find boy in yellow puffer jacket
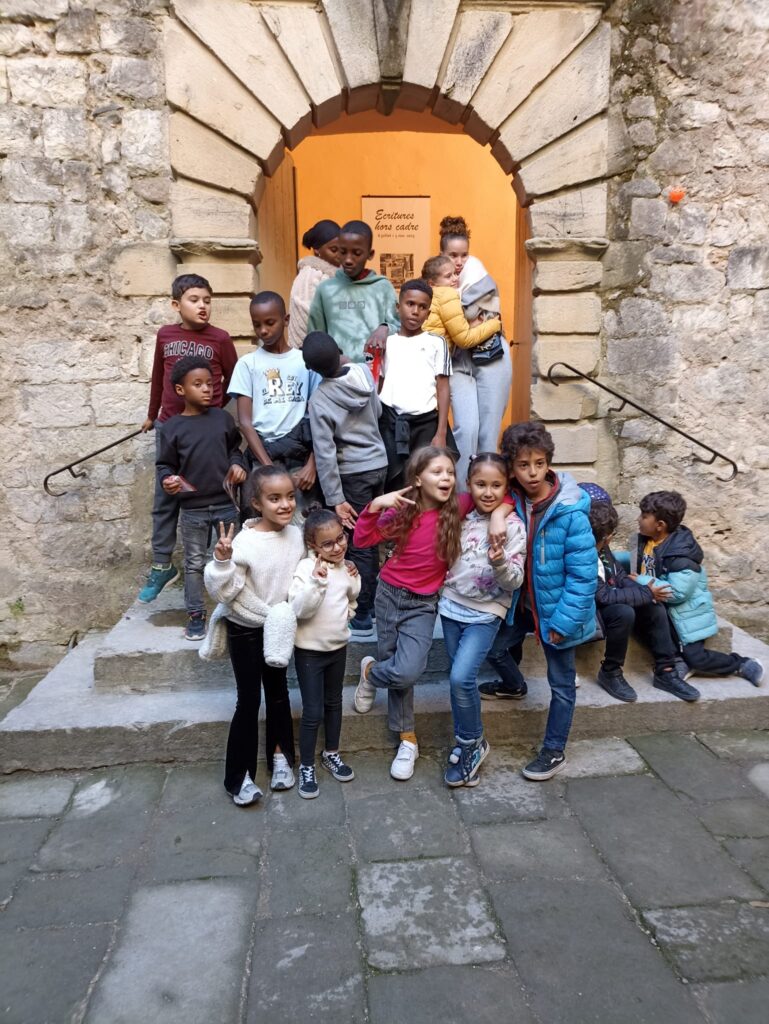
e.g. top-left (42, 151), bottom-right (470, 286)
top-left (421, 254), bottom-right (501, 352)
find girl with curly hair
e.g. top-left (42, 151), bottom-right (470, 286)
top-left (351, 446), bottom-right (462, 781)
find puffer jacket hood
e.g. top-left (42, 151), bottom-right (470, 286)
top-left (317, 363), bottom-right (375, 413)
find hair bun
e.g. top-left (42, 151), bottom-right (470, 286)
top-left (439, 215), bottom-right (470, 239)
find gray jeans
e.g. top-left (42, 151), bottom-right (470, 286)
top-left (151, 420), bottom-right (181, 563)
top-left (450, 342), bottom-right (513, 491)
top-left (369, 580), bottom-right (438, 733)
top-left (179, 503), bottom-right (239, 614)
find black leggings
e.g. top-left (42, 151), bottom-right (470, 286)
top-left (295, 646), bottom-right (347, 766)
top-left (224, 620), bottom-right (295, 794)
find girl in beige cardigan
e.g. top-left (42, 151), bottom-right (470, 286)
top-left (288, 219), bottom-right (340, 348)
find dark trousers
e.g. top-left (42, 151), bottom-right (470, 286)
top-left (151, 420), bottom-right (180, 563)
top-left (680, 639), bottom-right (744, 676)
top-left (379, 405), bottom-right (458, 488)
top-left (601, 602), bottom-right (677, 672)
top-left (224, 620), bottom-right (295, 793)
top-left (246, 426), bottom-right (323, 511)
top-left (179, 503), bottom-right (238, 615)
top-left (295, 646), bottom-right (347, 765)
top-left (338, 466), bottom-right (387, 616)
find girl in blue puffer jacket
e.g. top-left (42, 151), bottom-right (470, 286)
top-left (482, 422), bottom-right (597, 781)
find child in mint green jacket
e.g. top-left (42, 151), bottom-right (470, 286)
top-left (306, 220), bottom-right (399, 363)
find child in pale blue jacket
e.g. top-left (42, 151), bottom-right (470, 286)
top-left (635, 490), bottom-right (763, 686)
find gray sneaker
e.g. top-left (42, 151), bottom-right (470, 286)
top-left (232, 772), bottom-right (263, 807)
top-left (270, 753), bottom-right (295, 791)
top-left (739, 658), bottom-right (765, 687)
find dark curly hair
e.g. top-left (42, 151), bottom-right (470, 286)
top-left (500, 421), bottom-right (555, 466)
top-left (588, 501), bottom-right (619, 544)
top-left (639, 490), bottom-right (687, 532)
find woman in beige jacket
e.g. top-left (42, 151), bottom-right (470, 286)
top-left (288, 219), bottom-right (340, 348)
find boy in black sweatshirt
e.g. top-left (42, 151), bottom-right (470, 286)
top-left (156, 355), bottom-right (246, 640)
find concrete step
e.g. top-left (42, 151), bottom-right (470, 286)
top-left (91, 590), bottom-right (734, 694)
top-left (1, 598), bottom-right (766, 772)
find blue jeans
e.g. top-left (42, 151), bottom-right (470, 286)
top-left (487, 606), bottom-right (577, 752)
top-left (179, 503), bottom-right (239, 614)
top-left (441, 614), bottom-right (501, 742)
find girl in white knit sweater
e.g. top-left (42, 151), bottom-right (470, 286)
top-left (204, 464), bottom-right (304, 806)
top-left (289, 509), bottom-right (361, 799)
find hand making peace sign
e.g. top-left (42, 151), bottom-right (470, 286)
top-left (214, 521), bottom-right (236, 561)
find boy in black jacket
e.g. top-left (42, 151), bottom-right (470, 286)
top-left (589, 500), bottom-right (700, 702)
top-left (157, 355), bottom-right (246, 640)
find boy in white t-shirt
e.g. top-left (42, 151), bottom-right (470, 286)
top-left (379, 279), bottom-right (457, 487)
top-left (228, 291), bottom-right (321, 496)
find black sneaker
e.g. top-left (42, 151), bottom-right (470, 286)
top-left (653, 667), bottom-right (700, 702)
top-left (349, 613), bottom-right (374, 639)
top-left (298, 764), bottom-right (319, 799)
top-left (522, 748), bottom-right (565, 781)
top-left (596, 666), bottom-right (637, 703)
top-left (321, 750), bottom-right (355, 781)
top-left (674, 657), bottom-right (694, 681)
top-left (478, 680), bottom-right (528, 701)
top-left (184, 611), bottom-right (206, 641)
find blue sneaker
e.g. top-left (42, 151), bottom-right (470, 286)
top-left (444, 738), bottom-right (490, 788)
top-left (739, 658), bottom-right (765, 687)
top-left (184, 612), bottom-right (206, 641)
top-left (138, 564), bottom-right (179, 603)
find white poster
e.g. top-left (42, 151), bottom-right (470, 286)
top-left (361, 196), bottom-right (432, 289)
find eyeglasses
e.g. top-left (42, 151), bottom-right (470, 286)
top-left (317, 534), bottom-right (347, 552)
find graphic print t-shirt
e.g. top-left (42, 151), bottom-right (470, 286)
top-left (148, 323), bottom-right (237, 422)
top-left (641, 538), bottom-right (663, 578)
top-left (227, 347), bottom-right (320, 443)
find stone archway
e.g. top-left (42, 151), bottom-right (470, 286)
top-left (162, 0), bottom-right (612, 470)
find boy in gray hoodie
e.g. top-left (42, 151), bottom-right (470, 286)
top-left (302, 331), bottom-right (388, 638)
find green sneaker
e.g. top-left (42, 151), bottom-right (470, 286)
top-left (138, 564), bottom-right (179, 603)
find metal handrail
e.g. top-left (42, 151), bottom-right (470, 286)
top-left (43, 429), bottom-right (144, 496)
top-left (546, 362), bottom-right (738, 482)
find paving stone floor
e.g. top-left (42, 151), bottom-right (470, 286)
top-left (1, 731), bottom-right (769, 1023)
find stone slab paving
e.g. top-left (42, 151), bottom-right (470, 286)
top-left (1, 733), bottom-right (769, 1022)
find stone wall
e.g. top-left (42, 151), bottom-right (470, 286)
top-left (602, 0), bottom-right (769, 635)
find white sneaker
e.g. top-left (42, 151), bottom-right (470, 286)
top-left (232, 772), bottom-right (263, 807)
top-left (390, 740), bottom-right (419, 781)
top-left (354, 656), bottom-right (377, 713)
top-left (575, 673), bottom-right (581, 689)
top-left (270, 753), bottom-right (295, 791)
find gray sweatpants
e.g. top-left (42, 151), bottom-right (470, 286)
top-left (369, 580), bottom-right (438, 733)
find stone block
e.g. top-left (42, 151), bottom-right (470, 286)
top-left (2, 156), bottom-right (61, 202)
top-left (2, 0), bottom-right (67, 19)
top-left (0, 775), bottom-right (74, 818)
top-left (533, 335), bottom-right (601, 377)
top-left (349, 788), bottom-right (467, 862)
top-left (87, 881), bottom-right (254, 1023)
top-left (106, 56), bottom-right (159, 101)
top-left (534, 260), bottom-right (602, 291)
top-left (601, 241), bottom-right (647, 289)
top-left (613, 296), bottom-right (668, 337)
top-left (91, 382), bottom-right (148, 426)
top-left (672, 98), bottom-right (721, 128)
top-left (533, 292), bottom-right (601, 334)
top-left (176, 261), bottom-right (256, 295)
top-left (518, 116), bottom-right (608, 199)
top-left (41, 108), bottom-right (88, 159)
top-left (468, 7), bottom-right (599, 144)
top-left (169, 112), bottom-right (261, 199)
top-left (321, 0), bottom-right (380, 91)
top-left (7, 57), bottom-right (87, 107)
top-left (2, 865), bottom-right (134, 928)
top-left (211, 296), bottom-right (258, 339)
top-left (628, 119), bottom-right (656, 147)
top-left (55, 11), bottom-right (99, 54)
top-left (697, 980), bottom-right (769, 1024)
top-left (401, 0), bottom-right (460, 93)
top-left (727, 246), bottom-right (769, 289)
top-left (170, 179), bottom-right (253, 239)
top-left (474, 818), bottom-right (605, 881)
top-left (259, 828), bottom-right (352, 918)
top-left (649, 264), bottom-right (725, 302)
top-left (697, 799), bottom-right (769, 838)
top-left (530, 379), bottom-right (597, 421)
top-left (19, 383), bottom-right (91, 427)
top-left (52, 204), bottom-right (92, 250)
top-left (121, 109), bottom-right (167, 174)
top-left (626, 95), bottom-right (657, 119)
top-left (433, 10), bottom-right (512, 124)
top-left (629, 197), bottom-right (667, 239)
top-left (607, 336), bottom-right (678, 377)
top-left (630, 734), bottom-right (753, 803)
top-left (110, 243), bottom-right (178, 297)
top-left (547, 424), bottom-right (598, 463)
top-left (497, 23), bottom-right (610, 166)
top-left (0, 104), bottom-right (38, 155)
top-left (0, 58), bottom-right (6, 103)
top-left (164, 18), bottom-right (282, 171)
top-left (100, 17), bottom-right (156, 55)
top-left (174, 0), bottom-right (311, 146)
top-left (0, 25), bottom-right (49, 57)
top-left (648, 136), bottom-right (696, 174)
top-left (528, 183), bottom-right (608, 238)
top-left (260, 4), bottom-right (342, 126)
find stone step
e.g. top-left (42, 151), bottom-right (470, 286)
top-left (1, 613), bottom-right (766, 773)
top-left (91, 591), bottom-right (734, 694)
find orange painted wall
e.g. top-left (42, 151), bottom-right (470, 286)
top-left (290, 110), bottom-right (519, 336)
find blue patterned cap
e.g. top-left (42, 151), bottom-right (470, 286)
top-left (579, 482), bottom-right (612, 504)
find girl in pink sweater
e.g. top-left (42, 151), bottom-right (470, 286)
top-left (352, 446), bottom-right (463, 781)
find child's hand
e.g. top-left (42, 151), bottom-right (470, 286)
top-left (225, 465), bottom-right (247, 486)
top-left (366, 325), bottom-right (389, 351)
top-left (488, 538), bottom-right (505, 564)
top-left (430, 431), bottom-right (447, 448)
top-left (335, 502), bottom-right (358, 530)
top-left (312, 555), bottom-right (328, 579)
top-left (371, 487), bottom-right (417, 512)
top-left (488, 505), bottom-right (508, 548)
top-left (141, 417), bottom-right (154, 433)
top-left (345, 560), bottom-right (359, 578)
top-left (548, 629), bottom-right (565, 645)
top-left (293, 459), bottom-right (316, 492)
top-left (162, 475), bottom-right (181, 495)
top-left (649, 580), bottom-right (671, 601)
top-left (214, 521), bottom-right (235, 560)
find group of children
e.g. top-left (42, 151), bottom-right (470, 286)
top-left (139, 222), bottom-right (763, 806)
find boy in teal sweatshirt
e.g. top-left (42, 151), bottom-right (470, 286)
top-left (306, 220), bottom-right (400, 363)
